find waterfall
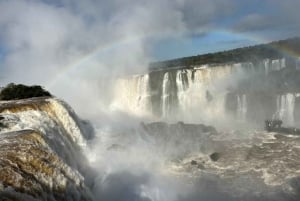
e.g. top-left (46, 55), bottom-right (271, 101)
top-left (237, 94), bottom-right (247, 121)
top-left (172, 65), bottom-right (233, 123)
top-left (111, 74), bottom-right (151, 117)
top-left (264, 58), bottom-right (286, 75)
top-left (137, 74), bottom-right (151, 112)
top-left (111, 57), bottom-right (298, 125)
top-left (0, 97), bottom-right (93, 200)
top-left (176, 70), bottom-right (189, 113)
top-left (275, 94), bottom-right (295, 126)
top-left (162, 72), bottom-right (171, 118)
top-left (0, 98), bottom-right (87, 148)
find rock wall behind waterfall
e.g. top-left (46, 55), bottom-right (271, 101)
top-left (0, 97), bottom-right (93, 201)
top-left (112, 57), bottom-right (300, 126)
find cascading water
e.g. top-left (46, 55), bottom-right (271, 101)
top-left (111, 57), bottom-right (300, 127)
top-left (264, 58), bottom-right (286, 75)
top-left (275, 94), bottom-right (295, 126)
top-left (111, 74), bottom-right (151, 117)
top-left (162, 72), bottom-right (171, 118)
top-left (176, 70), bottom-right (189, 114)
top-left (136, 74), bottom-right (152, 113)
top-left (114, 63), bottom-right (236, 123)
top-left (237, 94), bottom-right (247, 121)
top-left (0, 97), bottom-right (93, 201)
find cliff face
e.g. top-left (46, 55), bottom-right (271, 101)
top-left (0, 97), bottom-right (93, 201)
top-left (112, 58), bottom-right (300, 126)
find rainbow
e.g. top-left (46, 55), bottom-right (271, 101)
top-left (47, 35), bottom-right (146, 88)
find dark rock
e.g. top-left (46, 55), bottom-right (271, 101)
top-left (0, 122), bottom-right (4, 129)
top-left (191, 160), bottom-right (197, 165)
top-left (107, 144), bottom-right (126, 151)
top-left (210, 152), bottom-right (221, 162)
top-left (0, 116), bottom-right (5, 129)
top-left (206, 90), bottom-right (213, 102)
top-left (225, 92), bottom-right (238, 115)
top-left (198, 164), bottom-right (205, 169)
top-left (80, 120), bottom-right (95, 140)
top-left (265, 119), bottom-right (300, 135)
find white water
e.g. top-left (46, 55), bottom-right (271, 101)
top-left (111, 58), bottom-right (300, 127)
top-left (264, 58), bottom-right (286, 75)
top-left (176, 70), bottom-right (188, 115)
top-left (162, 72), bottom-right (171, 118)
top-left (85, 118), bottom-right (300, 201)
top-left (0, 98), bottom-right (87, 147)
top-left (113, 63), bottom-right (241, 123)
top-left (0, 98), bottom-right (92, 200)
top-left (48, 99), bottom-right (87, 147)
top-left (237, 94), bottom-right (247, 121)
top-left (275, 94), bottom-right (295, 126)
top-left (111, 74), bottom-right (152, 117)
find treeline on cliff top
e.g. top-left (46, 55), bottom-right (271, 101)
top-left (150, 37), bottom-right (300, 70)
top-left (0, 83), bottom-right (51, 100)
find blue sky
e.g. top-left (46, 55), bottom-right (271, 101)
top-left (151, 32), bottom-right (257, 61)
top-left (0, 47), bottom-right (5, 63)
top-left (0, 0), bottom-right (299, 84)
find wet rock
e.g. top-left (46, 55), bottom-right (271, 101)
top-left (107, 144), bottom-right (126, 151)
top-left (81, 119), bottom-right (95, 140)
top-left (198, 163), bottom-right (205, 170)
top-left (191, 160), bottom-right (197, 165)
top-left (210, 152), bottom-right (221, 162)
top-left (0, 115), bottom-right (5, 129)
top-left (142, 121), bottom-right (218, 136)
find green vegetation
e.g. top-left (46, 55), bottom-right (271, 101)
top-left (150, 37), bottom-right (300, 70)
top-left (0, 83), bottom-right (51, 100)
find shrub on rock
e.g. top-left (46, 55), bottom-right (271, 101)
top-left (0, 83), bottom-right (51, 100)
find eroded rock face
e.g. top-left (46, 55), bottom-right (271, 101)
top-left (0, 97), bottom-right (93, 201)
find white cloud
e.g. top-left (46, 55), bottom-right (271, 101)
top-left (233, 14), bottom-right (273, 32)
